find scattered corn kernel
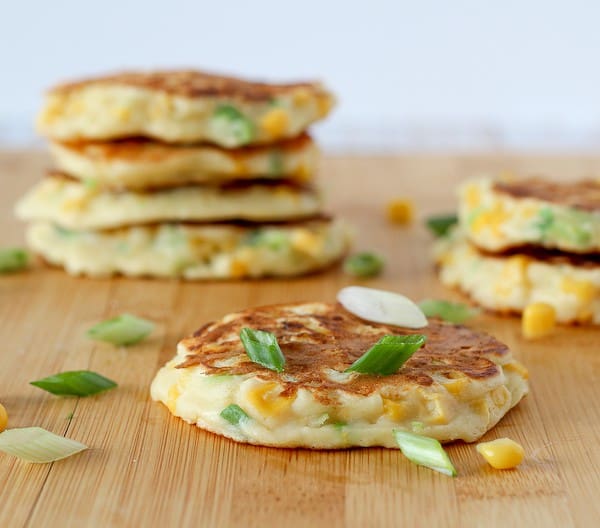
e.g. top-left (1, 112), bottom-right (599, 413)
top-left (386, 199), bottom-right (414, 225)
top-left (0, 403), bottom-right (8, 432)
top-left (260, 108), bottom-right (289, 137)
top-left (522, 302), bottom-right (556, 339)
top-left (476, 438), bottom-right (525, 469)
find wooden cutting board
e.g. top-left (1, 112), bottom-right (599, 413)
top-left (1, 151), bottom-right (599, 528)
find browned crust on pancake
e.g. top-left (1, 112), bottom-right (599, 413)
top-left (53, 133), bottom-right (314, 162)
top-left (471, 243), bottom-right (600, 268)
top-left (45, 170), bottom-right (316, 194)
top-left (494, 178), bottom-right (600, 212)
top-left (47, 70), bottom-right (328, 101)
top-left (175, 303), bottom-right (508, 403)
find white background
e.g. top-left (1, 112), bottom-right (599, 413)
top-left (3, 0), bottom-right (600, 151)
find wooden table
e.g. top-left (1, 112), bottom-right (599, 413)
top-left (1, 151), bottom-right (599, 527)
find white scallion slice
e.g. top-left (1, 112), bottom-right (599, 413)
top-left (86, 313), bottom-right (155, 346)
top-left (394, 429), bottom-right (457, 477)
top-left (0, 427), bottom-right (87, 463)
top-left (337, 286), bottom-right (428, 329)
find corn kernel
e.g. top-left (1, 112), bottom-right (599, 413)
top-left (464, 185), bottom-right (481, 208)
top-left (382, 398), bottom-right (405, 421)
top-left (292, 229), bottom-right (322, 256)
top-left (522, 302), bottom-right (556, 339)
top-left (247, 382), bottom-right (292, 417)
top-left (260, 108), bottom-right (289, 137)
top-left (292, 88), bottom-right (312, 106)
top-left (561, 277), bottom-right (596, 304)
top-left (476, 438), bottom-right (524, 469)
top-left (0, 403), bottom-right (7, 432)
top-left (317, 95), bottom-right (334, 117)
top-left (229, 259), bottom-right (248, 278)
top-left (503, 361), bottom-right (529, 380)
top-left (386, 199), bottom-right (414, 225)
top-left (166, 385), bottom-right (180, 413)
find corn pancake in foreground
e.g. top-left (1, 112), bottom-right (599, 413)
top-left (49, 134), bottom-right (318, 191)
top-left (37, 70), bottom-right (335, 147)
top-left (16, 175), bottom-right (322, 230)
top-left (460, 178), bottom-right (600, 254)
top-left (151, 302), bottom-right (528, 448)
top-left (434, 229), bottom-right (600, 324)
top-left (26, 219), bottom-right (351, 279)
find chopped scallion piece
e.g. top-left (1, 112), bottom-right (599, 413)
top-left (0, 248), bottom-right (29, 273)
top-left (86, 313), bottom-right (154, 346)
top-left (220, 404), bottom-right (249, 425)
top-left (345, 334), bottom-right (425, 375)
top-left (240, 328), bottom-right (285, 372)
top-left (426, 214), bottom-right (458, 237)
top-left (337, 286), bottom-right (428, 329)
top-left (419, 299), bottom-right (480, 324)
top-left (343, 252), bottom-right (384, 278)
top-left (394, 429), bottom-right (457, 477)
top-left (212, 105), bottom-right (254, 146)
top-left (0, 427), bottom-right (87, 463)
top-left (30, 370), bottom-right (117, 397)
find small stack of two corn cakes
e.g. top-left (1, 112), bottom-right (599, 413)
top-left (16, 70), bottom-right (351, 279)
top-left (435, 178), bottom-right (600, 325)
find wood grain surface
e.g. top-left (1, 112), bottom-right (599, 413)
top-left (1, 151), bottom-right (599, 528)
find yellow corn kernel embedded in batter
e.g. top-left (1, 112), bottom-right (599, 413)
top-left (166, 385), bottom-right (180, 413)
top-left (386, 199), bottom-right (414, 225)
top-left (476, 437), bottom-right (525, 469)
top-left (260, 108), bottom-right (289, 137)
top-left (491, 386), bottom-right (510, 407)
top-left (522, 302), bottom-right (556, 339)
top-left (292, 229), bottom-right (322, 256)
top-left (503, 361), bottom-right (529, 380)
top-left (442, 377), bottom-right (468, 396)
top-left (471, 202), bottom-right (509, 237)
top-left (229, 259), bottom-right (248, 278)
top-left (247, 382), bottom-right (292, 417)
top-left (382, 398), bottom-right (405, 421)
top-left (464, 184), bottom-right (481, 208)
top-left (317, 96), bottom-right (334, 117)
top-left (292, 88), bottom-right (312, 106)
top-left (423, 394), bottom-right (450, 425)
top-left (561, 277), bottom-right (597, 304)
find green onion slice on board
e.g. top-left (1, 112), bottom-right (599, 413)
top-left (394, 429), bottom-right (457, 477)
top-left (0, 427), bottom-right (87, 463)
top-left (425, 214), bottom-right (458, 237)
top-left (343, 252), bottom-right (385, 278)
top-left (86, 314), bottom-right (155, 346)
top-left (30, 370), bottom-right (117, 397)
top-left (0, 248), bottom-right (29, 273)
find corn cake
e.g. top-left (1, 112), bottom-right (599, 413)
top-left (37, 70), bottom-right (335, 147)
top-left (434, 229), bottom-right (600, 324)
top-left (460, 177), bottom-right (600, 254)
top-left (15, 175), bottom-right (322, 230)
top-left (26, 218), bottom-right (351, 279)
top-left (151, 302), bottom-right (529, 448)
top-left (49, 134), bottom-right (317, 191)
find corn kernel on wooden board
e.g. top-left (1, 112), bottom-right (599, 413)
top-left (1, 151), bottom-right (599, 527)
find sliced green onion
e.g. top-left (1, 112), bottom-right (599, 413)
top-left (0, 248), bottom-right (29, 273)
top-left (343, 252), bottom-right (384, 278)
top-left (240, 328), bottom-right (285, 372)
top-left (86, 313), bottom-right (155, 346)
top-left (394, 429), bottom-right (457, 477)
top-left (30, 370), bottom-right (117, 397)
top-left (212, 104), bottom-right (254, 146)
top-left (0, 427), bottom-right (87, 463)
top-left (220, 404), bottom-right (249, 425)
top-left (411, 421), bottom-right (425, 433)
top-left (268, 149), bottom-right (284, 175)
top-left (419, 299), bottom-right (480, 324)
top-left (345, 334), bottom-right (425, 375)
top-left (337, 286), bottom-right (428, 329)
top-left (426, 214), bottom-right (458, 237)
top-left (243, 229), bottom-right (289, 251)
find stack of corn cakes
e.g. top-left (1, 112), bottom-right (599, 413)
top-left (434, 177), bottom-right (600, 325)
top-left (16, 70), bottom-right (351, 279)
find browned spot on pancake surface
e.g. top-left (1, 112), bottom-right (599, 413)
top-left (494, 178), bottom-right (600, 212)
top-left (48, 70), bottom-right (328, 101)
top-left (176, 303), bottom-right (507, 402)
